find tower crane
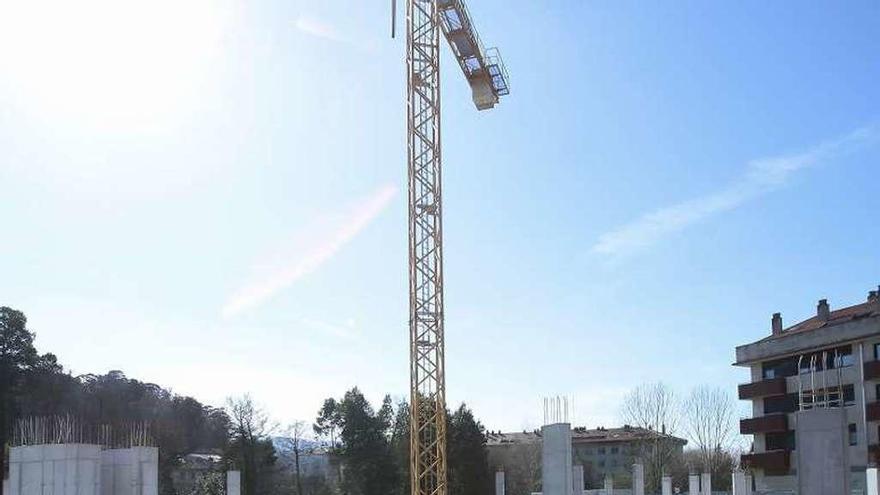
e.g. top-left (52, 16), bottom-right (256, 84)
top-left (398, 3), bottom-right (509, 495)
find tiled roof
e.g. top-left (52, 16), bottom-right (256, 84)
top-left (758, 301), bottom-right (879, 343)
top-left (485, 426), bottom-right (686, 446)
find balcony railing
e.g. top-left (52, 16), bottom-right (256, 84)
top-left (740, 414), bottom-right (788, 435)
top-left (741, 450), bottom-right (790, 473)
top-left (738, 377), bottom-right (787, 400)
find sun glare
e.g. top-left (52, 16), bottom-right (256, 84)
top-left (0, 0), bottom-right (232, 131)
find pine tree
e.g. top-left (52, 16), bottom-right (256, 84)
top-left (447, 404), bottom-right (492, 495)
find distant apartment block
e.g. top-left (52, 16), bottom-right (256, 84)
top-left (487, 425), bottom-right (686, 488)
top-left (735, 287), bottom-right (880, 493)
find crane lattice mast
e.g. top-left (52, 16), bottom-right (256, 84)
top-left (404, 2), bottom-right (509, 495)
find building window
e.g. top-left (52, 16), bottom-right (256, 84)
top-left (765, 431), bottom-right (795, 451)
top-left (598, 460), bottom-right (605, 468)
top-left (764, 394), bottom-right (798, 414)
top-left (799, 346), bottom-right (854, 374)
top-left (838, 349), bottom-right (855, 368)
top-left (801, 384), bottom-right (855, 407)
top-left (598, 447), bottom-right (605, 455)
top-left (844, 384), bottom-right (856, 406)
top-left (763, 357), bottom-right (798, 379)
top-left (610, 446), bottom-right (618, 454)
top-left (849, 424), bottom-right (858, 446)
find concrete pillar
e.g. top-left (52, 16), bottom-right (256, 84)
top-left (700, 473), bottom-right (711, 495)
top-left (496, 471), bottom-right (506, 495)
top-left (541, 424), bottom-right (572, 495)
top-left (688, 474), bottom-right (699, 495)
top-left (603, 475), bottom-right (613, 495)
top-left (632, 463), bottom-right (645, 495)
top-left (868, 467), bottom-right (880, 495)
top-left (796, 408), bottom-right (851, 495)
top-left (661, 476), bottom-right (672, 495)
top-left (572, 465), bottom-right (584, 495)
top-left (227, 471), bottom-right (242, 495)
top-left (732, 471), bottom-right (747, 495)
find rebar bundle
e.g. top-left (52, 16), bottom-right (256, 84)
top-left (13, 415), bottom-right (154, 449)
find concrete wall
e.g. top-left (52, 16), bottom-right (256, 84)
top-left (6, 445), bottom-right (160, 495)
top-left (542, 424), bottom-right (572, 495)
top-left (100, 447), bottom-right (159, 495)
top-left (8, 444), bottom-right (102, 495)
top-left (796, 408), bottom-right (850, 495)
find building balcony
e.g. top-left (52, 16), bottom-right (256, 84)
top-left (741, 450), bottom-right (790, 473)
top-left (740, 414), bottom-right (788, 435)
top-left (865, 361), bottom-right (880, 381)
top-left (738, 377), bottom-right (787, 400)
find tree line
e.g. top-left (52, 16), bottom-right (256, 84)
top-left (0, 306), bottom-right (260, 495)
top-left (311, 389), bottom-right (492, 495)
top-left (1, 306), bottom-right (494, 495)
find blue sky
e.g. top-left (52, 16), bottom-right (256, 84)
top-left (1, 0), bottom-right (878, 435)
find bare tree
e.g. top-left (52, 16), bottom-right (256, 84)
top-left (227, 395), bottom-right (277, 495)
top-left (620, 383), bottom-right (682, 491)
top-left (489, 441), bottom-right (541, 495)
top-left (681, 386), bottom-right (736, 477)
top-left (621, 382), bottom-right (680, 434)
top-left (282, 421), bottom-right (308, 495)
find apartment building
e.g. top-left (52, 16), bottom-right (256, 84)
top-left (735, 287), bottom-right (880, 492)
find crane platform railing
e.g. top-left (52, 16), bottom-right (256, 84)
top-left (437, 0), bottom-right (510, 109)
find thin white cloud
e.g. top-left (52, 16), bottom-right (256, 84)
top-left (292, 14), bottom-right (378, 54)
top-left (222, 184), bottom-right (397, 318)
top-left (299, 316), bottom-right (361, 341)
top-left (591, 125), bottom-right (878, 258)
top-left (293, 15), bottom-right (345, 43)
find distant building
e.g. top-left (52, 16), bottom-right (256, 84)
top-left (735, 287), bottom-right (880, 493)
top-left (170, 452), bottom-right (224, 494)
top-left (486, 425), bottom-right (686, 488)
